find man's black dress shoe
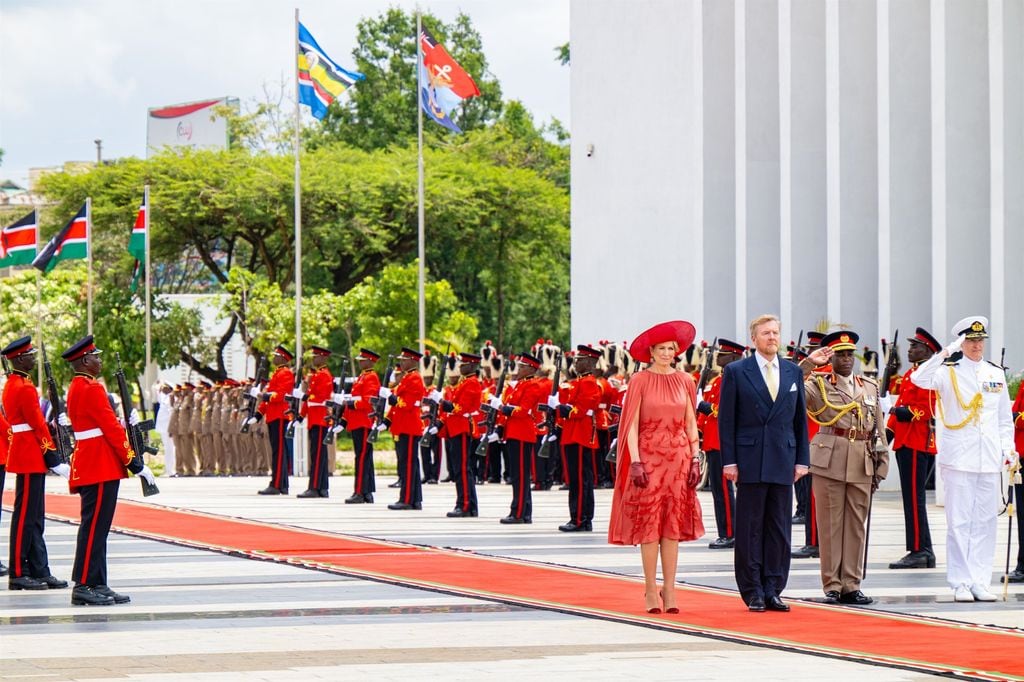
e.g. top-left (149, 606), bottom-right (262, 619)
top-left (747, 596), bottom-right (766, 612)
top-left (387, 502), bottom-right (421, 510)
top-left (71, 584), bottom-right (115, 606)
top-left (446, 509), bottom-right (478, 518)
top-left (791, 544), bottom-right (819, 559)
top-left (792, 513), bottom-right (806, 525)
top-left (257, 486), bottom-right (282, 495)
top-left (41, 575), bottom-right (68, 589)
top-left (823, 590), bottom-right (841, 604)
top-left (440, 476), bottom-right (452, 483)
top-left (296, 489), bottom-right (321, 498)
top-left (500, 515), bottom-right (531, 524)
top-left (1004, 568), bottom-right (1024, 583)
top-left (363, 493), bottom-right (374, 503)
top-left (558, 521), bottom-right (592, 532)
top-left (0, 562), bottom-right (7, 577)
top-left (708, 537), bottom-right (735, 550)
top-left (839, 590), bottom-right (873, 605)
top-left (345, 493), bottom-right (366, 504)
top-left (425, 479), bottom-right (438, 485)
top-left (558, 484), bottom-right (570, 491)
top-left (94, 585), bottom-right (130, 604)
top-left (766, 596), bottom-right (790, 612)
top-left (487, 478), bottom-right (501, 484)
top-left (888, 550), bottom-right (936, 569)
top-left (9, 576), bottom-right (48, 590)
top-left (388, 480), bottom-right (402, 488)
top-left (319, 491), bottom-right (329, 498)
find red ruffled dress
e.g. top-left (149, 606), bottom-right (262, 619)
top-left (608, 370), bottom-right (704, 545)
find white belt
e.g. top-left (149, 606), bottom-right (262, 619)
top-left (11, 423), bottom-right (32, 433)
top-left (74, 428), bottom-right (102, 440)
top-left (307, 401), bottom-right (326, 407)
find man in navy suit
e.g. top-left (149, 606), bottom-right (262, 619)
top-left (718, 314), bottom-right (810, 612)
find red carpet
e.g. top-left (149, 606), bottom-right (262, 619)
top-left (14, 491), bottom-right (1024, 680)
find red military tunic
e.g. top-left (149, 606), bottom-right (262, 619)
top-left (1012, 382), bottom-right (1024, 455)
top-left (303, 366), bottom-right (334, 428)
top-left (260, 366), bottom-right (294, 423)
top-left (595, 376), bottom-right (614, 432)
top-left (698, 374), bottom-right (723, 451)
top-left (66, 374), bottom-right (135, 491)
top-left (2, 372), bottom-right (56, 474)
top-left (389, 371), bottom-right (427, 437)
top-left (0, 408), bottom-right (9, 466)
top-left (344, 369), bottom-right (381, 431)
top-left (504, 376), bottom-right (548, 442)
top-left (887, 365), bottom-right (937, 454)
top-left (561, 374), bottom-right (602, 448)
top-left (445, 376), bottom-right (483, 438)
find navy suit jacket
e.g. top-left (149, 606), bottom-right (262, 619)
top-left (718, 354), bottom-right (810, 486)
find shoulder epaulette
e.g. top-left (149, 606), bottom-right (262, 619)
top-left (860, 375), bottom-right (879, 386)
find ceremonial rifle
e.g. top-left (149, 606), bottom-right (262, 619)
top-left (696, 337), bottom-right (718, 394)
top-left (536, 351), bottom-right (564, 460)
top-left (367, 356), bottom-right (396, 444)
top-left (475, 351), bottom-right (513, 457)
top-left (284, 358), bottom-right (303, 439)
top-left (420, 344), bottom-right (451, 450)
top-left (40, 344), bottom-right (73, 464)
top-left (879, 329), bottom-right (899, 398)
top-left (113, 353), bottom-right (160, 497)
top-left (240, 358), bottom-right (267, 433)
top-left (323, 357), bottom-right (349, 446)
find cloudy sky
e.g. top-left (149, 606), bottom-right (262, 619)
top-left (0, 0), bottom-right (570, 188)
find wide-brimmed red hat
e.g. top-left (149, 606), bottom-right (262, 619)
top-left (628, 320), bottom-right (697, 363)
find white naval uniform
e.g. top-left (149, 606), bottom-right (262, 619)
top-left (155, 390), bottom-right (175, 476)
top-left (911, 352), bottom-right (1014, 589)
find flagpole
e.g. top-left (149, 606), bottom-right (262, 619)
top-left (86, 197), bottom-right (93, 334)
top-left (416, 10), bottom-right (426, 354)
top-left (144, 184), bottom-right (152, 407)
top-left (35, 270), bottom-right (43, 387)
top-left (294, 7), bottom-right (303, 365)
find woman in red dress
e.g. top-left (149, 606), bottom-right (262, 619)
top-left (608, 321), bottom-right (704, 613)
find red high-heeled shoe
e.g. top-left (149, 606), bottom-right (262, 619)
top-left (660, 589), bottom-right (679, 614)
top-left (645, 592), bottom-right (661, 614)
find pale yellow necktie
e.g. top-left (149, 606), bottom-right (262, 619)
top-left (765, 362), bottom-right (778, 401)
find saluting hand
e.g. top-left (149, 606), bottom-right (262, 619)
top-left (807, 347), bottom-right (833, 367)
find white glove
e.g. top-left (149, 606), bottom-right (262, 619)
top-left (427, 425), bottom-right (439, 435)
top-left (129, 409), bottom-right (140, 426)
top-left (50, 463), bottom-right (71, 479)
top-left (332, 392), bottom-right (345, 404)
top-left (944, 334), bottom-right (965, 356)
top-left (1004, 450), bottom-right (1019, 467)
top-left (244, 416), bottom-right (258, 426)
top-left (878, 395), bottom-right (893, 414)
top-left (248, 387), bottom-right (261, 398)
top-left (378, 387), bottom-right (392, 399)
top-left (331, 424), bottom-right (344, 434)
top-left (547, 394), bottom-right (560, 409)
top-left (375, 421), bottom-right (389, 432)
top-left (58, 412), bottom-right (71, 427)
top-left (486, 431), bottom-right (500, 443)
top-left (488, 396), bottom-right (503, 410)
top-left (290, 388), bottom-right (304, 399)
top-left (428, 389), bottom-right (443, 403)
top-left (139, 465), bottom-right (156, 486)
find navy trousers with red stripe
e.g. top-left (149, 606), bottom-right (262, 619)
top-left (895, 447), bottom-right (934, 553)
top-left (505, 439), bottom-right (533, 520)
top-left (73, 479), bottom-right (120, 587)
top-left (266, 419), bottom-right (291, 493)
top-left (9, 472), bottom-right (51, 579)
top-left (395, 434), bottom-right (422, 507)
top-left (349, 428), bottom-right (375, 495)
top-left (447, 434), bottom-right (477, 514)
top-left (705, 449), bottom-right (736, 539)
top-left (307, 424), bottom-right (330, 494)
top-left (562, 443), bottom-right (594, 525)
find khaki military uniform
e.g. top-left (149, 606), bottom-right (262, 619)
top-left (176, 391), bottom-right (197, 476)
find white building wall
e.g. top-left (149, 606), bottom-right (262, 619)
top-left (571, 0), bottom-right (1024, 369)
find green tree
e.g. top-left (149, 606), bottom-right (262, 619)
top-left (306, 8), bottom-right (503, 151)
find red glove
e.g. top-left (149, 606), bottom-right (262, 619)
top-left (687, 459), bottom-right (701, 490)
top-left (629, 461), bottom-right (649, 488)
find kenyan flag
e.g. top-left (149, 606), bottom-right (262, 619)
top-left (33, 201), bottom-right (89, 273)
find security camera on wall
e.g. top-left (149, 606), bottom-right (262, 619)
top-left (586, 143), bottom-right (594, 157)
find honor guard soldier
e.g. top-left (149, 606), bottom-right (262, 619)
top-left (801, 331), bottom-right (888, 605)
top-left (493, 352), bottom-right (548, 524)
top-left (434, 352), bottom-right (483, 517)
top-left (696, 338), bottom-right (746, 549)
top-left (0, 398), bottom-right (10, 575)
top-left (911, 316), bottom-right (1015, 602)
top-left (343, 349), bottom-right (382, 504)
top-left (793, 330), bottom-right (827, 559)
top-left (383, 348), bottom-right (427, 510)
top-left (254, 345), bottom-right (295, 495)
top-left (3, 336), bottom-right (68, 590)
top-left (885, 328), bottom-right (940, 569)
top-left (298, 346), bottom-right (334, 498)
top-left (62, 335), bottom-right (156, 605)
top-left (552, 345), bottom-right (604, 532)
top-left (1006, 380), bottom-right (1024, 583)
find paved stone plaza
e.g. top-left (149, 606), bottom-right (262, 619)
top-left (2, 471), bottom-right (1021, 681)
